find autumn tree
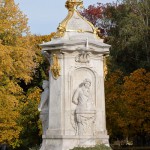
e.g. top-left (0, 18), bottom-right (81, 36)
top-left (122, 69), bottom-right (150, 146)
top-left (105, 69), bottom-right (150, 146)
top-left (105, 70), bottom-right (127, 141)
top-left (0, 0), bottom-right (36, 148)
top-left (81, 3), bottom-right (117, 37)
top-left (108, 0), bottom-right (150, 73)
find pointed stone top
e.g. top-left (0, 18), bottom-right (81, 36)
top-left (40, 0), bottom-right (110, 54)
top-left (54, 0), bottom-right (100, 40)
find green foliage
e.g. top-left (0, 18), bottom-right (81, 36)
top-left (18, 87), bottom-right (42, 149)
top-left (82, 0), bottom-right (150, 74)
top-left (71, 144), bottom-right (111, 150)
top-left (107, 0), bottom-right (150, 73)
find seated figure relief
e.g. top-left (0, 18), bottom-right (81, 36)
top-left (72, 78), bottom-right (96, 136)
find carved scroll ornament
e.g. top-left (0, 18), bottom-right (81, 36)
top-left (75, 51), bottom-right (90, 63)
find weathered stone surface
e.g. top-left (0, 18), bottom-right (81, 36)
top-left (38, 0), bottom-right (110, 150)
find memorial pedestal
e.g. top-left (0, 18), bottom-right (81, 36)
top-left (39, 1), bottom-right (111, 150)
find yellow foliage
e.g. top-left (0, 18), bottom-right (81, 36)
top-left (0, 1), bottom-right (55, 148)
top-left (0, 0), bottom-right (37, 147)
top-left (106, 69), bottom-right (150, 138)
top-left (0, 85), bottom-right (22, 148)
top-left (122, 69), bottom-right (150, 134)
top-left (105, 70), bottom-right (126, 135)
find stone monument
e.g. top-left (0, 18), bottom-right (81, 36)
top-left (38, 0), bottom-right (110, 149)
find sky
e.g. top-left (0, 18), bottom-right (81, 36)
top-left (14, 0), bottom-right (114, 35)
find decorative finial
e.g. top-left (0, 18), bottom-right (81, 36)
top-left (54, 0), bottom-right (101, 39)
top-left (65, 0), bottom-right (83, 11)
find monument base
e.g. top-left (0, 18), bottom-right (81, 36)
top-left (40, 134), bottom-right (109, 150)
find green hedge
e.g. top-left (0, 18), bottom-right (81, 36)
top-left (71, 144), bottom-right (112, 150)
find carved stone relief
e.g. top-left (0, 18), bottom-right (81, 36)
top-left (75, 51), bottom-right (90, 63)
top-left (76, 113), bottom-right (96, 136)
top-left (72, 78), bottom-right (96, 136)
top-left (38, 80), bottom-right (49, 135)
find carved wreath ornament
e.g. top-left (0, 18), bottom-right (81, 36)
top-left (50, 54), bottom-right (61, 79)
